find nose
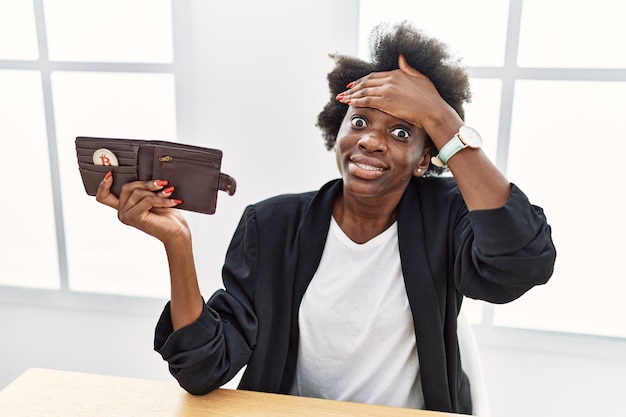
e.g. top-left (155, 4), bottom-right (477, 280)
top-left (357, 131), bottom-right (387, 153)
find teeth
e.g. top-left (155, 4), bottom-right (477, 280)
top-left (353, 161), bottom-right (383, 171)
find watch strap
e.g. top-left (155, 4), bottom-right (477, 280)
top-left (434, 135), bottom-right (465, 166)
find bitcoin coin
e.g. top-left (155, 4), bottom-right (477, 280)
top-left (92, 148), bottom-right (119, 166)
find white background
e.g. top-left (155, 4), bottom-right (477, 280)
top-left (1, 1), bottom-right (626, 416)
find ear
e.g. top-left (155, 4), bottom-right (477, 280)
top-left (413, 146), bottom-right (432, 177)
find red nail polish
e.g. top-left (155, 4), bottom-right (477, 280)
top-left (346, 82), bottom-right (354, 89)
top-left (163, 186), bottom-right (175, 194)
top-left (336, 93), bottom-right (345, 101)
top-left (172, 199), bottom-right (183, 204)
top-left (104, 171), bottom-right (112, 180)
top-left (155, 180), bottom-right (168, 187)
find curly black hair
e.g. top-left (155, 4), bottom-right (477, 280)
top-left (317, 21), bottom-right (472, 167)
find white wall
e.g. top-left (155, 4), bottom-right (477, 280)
top-left (2, 2), bottom-right (626, 417)
top-left (0, 295), bottom-right (171, 385)
top-left (179, 0), bottom-right (357, 296)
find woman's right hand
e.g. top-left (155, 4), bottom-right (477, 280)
top-left (97, 172), bottom-right (203, 330)
top-left (95, 171), bottom-right (190, 245)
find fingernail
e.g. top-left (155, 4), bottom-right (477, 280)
top-left (344, 99), bottom-right (351, 105)
top-left (336, 93), bottom-right (345, 101)
top-left (104, 171), bottom-right (112, 180)
top-left (346, 82), bottom-right (354, 88)
top-left (172, 199), bottom-right (183, 204)
top-left (155, 180), bottom-right (168, 187)
top-left (163, 186), bottom-right (175, 194)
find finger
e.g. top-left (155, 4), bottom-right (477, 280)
top-left (123, 192), bottom-right (181, 214)
top-left (118, 179), bottom-right (169, 208)
top-left (118, 192), bottom-right (182, 226)
top-left (344, 72), bottom-right (389, 91)
top-left (338, 92), bottom-right (383, 108)
top-left (95, 170), bottom-right (119, 209)
top-left (336, 80), bottom-right (386, 105)
top-left (161, 185), bottom-right (175, 196)
top-left (120, 179), bottom-right (169, 196)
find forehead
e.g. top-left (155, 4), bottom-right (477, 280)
top-left (344, 106), bottom-right (416, 127)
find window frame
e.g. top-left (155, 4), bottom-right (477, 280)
top-left (2, 0), bottom-right (626, 359)
top-left (464, 0), bottom-right (626, 337)
top-left (0, 0), bottom-right (191, 308)
top-left (357, 0), bottom-right (626, 341)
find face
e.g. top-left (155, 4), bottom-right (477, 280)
top-left (335, 107), bottom-right (430, 200)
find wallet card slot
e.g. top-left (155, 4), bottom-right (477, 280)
top-left (76, 137), bottom-right (139, 169)
top-left (77, 148), bottom-right (137, 159)
top-left (77, 148), bottom-right (138, 159)
top-left (78, 163), bottom-right (138, 197)
top-left (76, 139), bottom-right (139, 153)
top-left (78, 162), bottom-right (137, 174)
top-left (77, 155), bottom-right (137, 166)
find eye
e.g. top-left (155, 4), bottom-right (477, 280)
top-left (391, 127), bottom-right (411, 140)
top-left (350, 116), bottom-right (367, 128)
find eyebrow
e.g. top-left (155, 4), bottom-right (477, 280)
top-left (349, 107), bottom-right (418, 129)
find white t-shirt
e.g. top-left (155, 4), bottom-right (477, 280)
top-left (290, 217), bottom-right (424, 409)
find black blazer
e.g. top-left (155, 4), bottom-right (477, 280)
top-left (155, 177), bottom-right (556, 414)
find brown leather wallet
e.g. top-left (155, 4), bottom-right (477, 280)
top-left (75, 136), bottom-right (236, 215)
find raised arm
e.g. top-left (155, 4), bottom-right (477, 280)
top-left (336, 54), bottom-right (511, 211)
top-left (96, 173), bottom-right (257, 393)
top-left (96, 172), bottom-right (203, 330)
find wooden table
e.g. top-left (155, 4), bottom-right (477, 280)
top-left (0, 368), bottom-right (462, 416)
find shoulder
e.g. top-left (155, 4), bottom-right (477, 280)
top-left (415, 175), bottom-right (458, 193)
top-left (250, 191), bottom-right (317, 223)
top-left (408, 175), bottom-right (463, 208)
top-left (254, 191), bottom-right (317, 211)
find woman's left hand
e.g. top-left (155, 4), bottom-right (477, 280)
top-left (336, 54), bottom-right (460, 135)
top-left (338, 54), bottom-right (512, 210)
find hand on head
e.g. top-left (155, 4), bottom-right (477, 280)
top-left (335, 54), bottom-right (461, 138)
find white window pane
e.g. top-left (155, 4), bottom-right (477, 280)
top-left (462, 298), bottom-right (485, 325)
top-left (44, 0), bottom-right (173, 62)
top-left (494, 80), bottom-right (626, 338)
top-left (359, 0), bottom-right (509, 66)
top-left (0, 0), bottom-right (39, 59)
top-left (0, 70), bottom-right (59, 289)
top-left (464, 78), bottom-right (502, 164)
top-left (519, 0), bottom-right (626, 68)
top-left (52, 71), bottom-right (177, 297)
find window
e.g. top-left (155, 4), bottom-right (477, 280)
top-left (0, 0), bottom-right (178, 298)
top-left (360, 0), bottom-right (626, 338)
top-left (4, 1), bottom-right (625, 340)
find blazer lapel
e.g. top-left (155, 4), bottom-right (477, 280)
top-left (280, 179), bottom-right (341, 391)
top-left (397, 180), bottom-right (452, 412)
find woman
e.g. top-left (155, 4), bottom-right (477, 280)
top-left (96, 22), bottom-right (556, 414)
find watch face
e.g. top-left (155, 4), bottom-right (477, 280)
top-left (459, 126), bottom-right (482, 148)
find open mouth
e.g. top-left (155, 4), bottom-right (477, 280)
top-left (352, 160), bottom-right (385, 171)
top-left (348, 156), bottom-right (388, 179)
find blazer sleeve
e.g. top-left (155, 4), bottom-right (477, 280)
top-left (153, 205), bottom-right (259, 394)
top-left (454, 184), bottom-right (556, 303)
